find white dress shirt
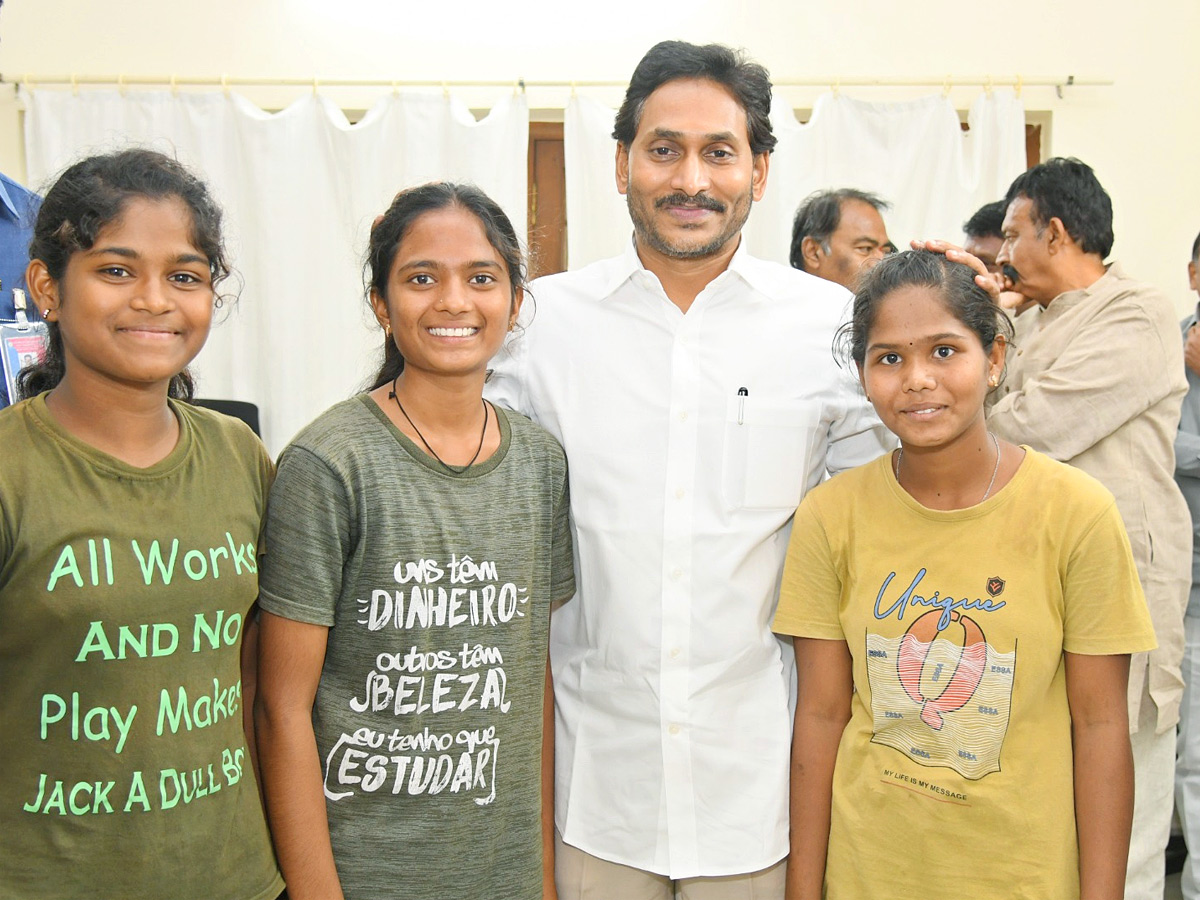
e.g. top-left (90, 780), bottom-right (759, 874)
top-left (487, 238), bottom-right (893, 878)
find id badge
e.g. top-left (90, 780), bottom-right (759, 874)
top-left (1, 294), bottom-right (49, 404)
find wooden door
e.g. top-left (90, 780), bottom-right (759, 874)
top-left (528, 122), bottom-right (568, 278)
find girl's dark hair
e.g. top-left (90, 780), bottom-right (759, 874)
top-left (365, 182), bottom-right (527, 391)
top-left (18, 148), bottom-right (229, 401)
top-left (837, 249), bottom-right (1014, 369)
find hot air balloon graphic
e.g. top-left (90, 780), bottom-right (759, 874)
top-left (896, 610), bottom-right (987, 731)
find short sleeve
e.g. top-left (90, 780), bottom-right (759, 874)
top-left (772, 498), bottom-right (845, 640)
top-left (1062, 499), bottom-right (1157, 655)
top-left (549, 457), bottom-right (576, 604)
top-left (258, 444), bottom-right (353, 627)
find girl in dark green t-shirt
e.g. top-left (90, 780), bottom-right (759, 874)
top-left (0, 149), bottom-right (283, 900)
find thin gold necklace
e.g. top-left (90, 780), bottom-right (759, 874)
top-left (895, 432), bottom-right (1002, 503)
top-left (389, 377), bottom-right (489, 474)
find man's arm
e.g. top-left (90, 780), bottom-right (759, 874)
top-left (255, 611), bottom-right (345, 900)
top-left (1065, 651), bottom-right (1134, 900)
top-left (786, 637), bottom-right (853, 900)
top-left (988, 298), bottom-right (1179, 460)
top-left (826, 366), bottom-right (896, 476)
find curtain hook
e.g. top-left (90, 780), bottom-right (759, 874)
top-left (442, 81), bottom-right (450, 99)
top-left (984, 75), bottom-right (994, 97)
top-left (118, 74), bottom-right (126, 97)
top-left (71, 73), bottom-right (79, 96)
top-left (312, 77), bottom-right (320, 97)
top-left (391, 80), bottom-right (400, 97)
top-left (170, 73), bottom-right (178, 96)
top-left (570, 80), bottom-right (577, 99)
top-left (1015, 74), bottom-right (1023, 99)
top-left (831, 79), bottom-right (840, 98)
top-left (942, 76), bottom-right (951, 99)
top-left (221, 74), bottom-right (229, 97)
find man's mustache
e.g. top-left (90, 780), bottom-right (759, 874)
top-left (1002, 264), bottom-right (1021, 286)
top-left (655, 193), bottom-right (726, 213)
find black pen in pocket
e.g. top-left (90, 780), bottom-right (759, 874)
top-left (737, 387), bottom-right (748, 425)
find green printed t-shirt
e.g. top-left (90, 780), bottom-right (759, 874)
top-left (259, 395), bottom-right (575, 900)
top-left (773, 449), bottom-right (1156, 900)
top-left (0, 394), bottom-right (284, 900)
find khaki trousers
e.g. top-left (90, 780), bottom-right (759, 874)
top-left (555, 832), bottom-right (786, 900)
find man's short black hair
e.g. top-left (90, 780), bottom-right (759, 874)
top-left (1004, 157), bottom-right (1114, 259)
top-left (964, 200), bottom-right (1007, 240)
top-left (790, 188), bottom-right (891, 271)
top-left (612, 41), bottom-right (777, 157)
top-left (1191, 230), bottom-right (1200, 264)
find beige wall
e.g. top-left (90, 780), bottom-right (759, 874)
top-left (2, 0), bottom-right (1197, 309)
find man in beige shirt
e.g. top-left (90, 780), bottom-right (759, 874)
top-left (987, 157), bottom-right (1190, 900)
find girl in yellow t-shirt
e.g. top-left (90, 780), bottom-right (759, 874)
top-left (773, 249), bottom-right (1154, 900)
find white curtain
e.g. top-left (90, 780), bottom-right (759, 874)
top-left (22, 88), bottom-right (529, 454)
top-left (565, 89), bottom-right (1027, 270)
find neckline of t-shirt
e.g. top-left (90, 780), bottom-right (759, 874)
top-left (27, 391), bottom-right (196, 480)
top-left (357, 393), bottom-right (512, 479)
top-left (881, 443), bottom-right (1035, 520)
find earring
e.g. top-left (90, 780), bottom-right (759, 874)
top-left (384, 323), bottom-right (392, 338)
top-left (988, 374), bottom-right (999, 388)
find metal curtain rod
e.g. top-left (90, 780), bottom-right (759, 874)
top-left (2, 73), bottom-right (1110, 92)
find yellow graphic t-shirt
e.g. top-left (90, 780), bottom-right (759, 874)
top-left (774, 448), bottom-right (1156, 900)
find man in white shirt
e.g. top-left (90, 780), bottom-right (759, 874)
top-left (488, 40), bottom-right (892, 899)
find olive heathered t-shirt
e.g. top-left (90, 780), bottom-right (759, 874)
top-left (0, 394), bottom-right (284, 900)
top-left (259, 396), bottom-right (575, 900)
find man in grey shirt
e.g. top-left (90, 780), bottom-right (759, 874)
top-left (1175, 229), bottom-right (1200, 900)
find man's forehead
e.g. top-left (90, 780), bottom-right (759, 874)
top-left (1002, 196), bottom-right (1032, 228)
top-left (835, 199), bottom-right (887, 236)
top-left (636, 78), bottom-right (750, 142)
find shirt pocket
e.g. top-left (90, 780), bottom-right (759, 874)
top-left (722, 396), bottom-right (818, 511)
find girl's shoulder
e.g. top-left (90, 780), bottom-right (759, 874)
top-left (279, 395), bottom-right (382, 460)
top-left (493, 403), bottom-right (565, 459)
top-left (175, 399), bottom-right (268, 456)
top-left (1011, 446), bottom-right (1117, 513)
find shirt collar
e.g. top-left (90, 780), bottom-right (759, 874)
top-left (1043, 261), bottom-right (1124, 321)
top-left (601, 234), bottom-right (771, 300)
top-left (0, 176), bottom-right (17, 219)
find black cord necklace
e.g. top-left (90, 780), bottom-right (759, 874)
top-left (389, 376), bottom-right (489, 474)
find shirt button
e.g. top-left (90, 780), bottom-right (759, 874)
top-left (669, 724), bottom-right (681, 735)
top-left (671, 568), bottom-right (683, 580)
top-left (679, 410), bottom-right (689, 422)
top-left (675, 487), bottom-right (685, 499)
top-left (670, 647), bottom-right (681, 659)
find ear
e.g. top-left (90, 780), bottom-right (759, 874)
top-left (615, 142), bottom-right (630, 196)
top-left (369, 288), bottom-right (390, 332)
top-left (750, 152), bottom-right (769, 202)
top-left (856, 361), bottom-right (871, 402)
top-left (1189, 260), bottom-right (1198, 294)
top-left (1044, 216), bottom-right (1069, 255)
top-left (987, 334), bottom-right (1008, 387)
top-left (25, 259), bottom-right (59, 320)
top-left (508, 286), bottom-right (525, 330)
top-left (801, 236), bottom-right (824, 272)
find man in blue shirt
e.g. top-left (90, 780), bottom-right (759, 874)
top-left (0, 171), bottom-right (42, 407)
